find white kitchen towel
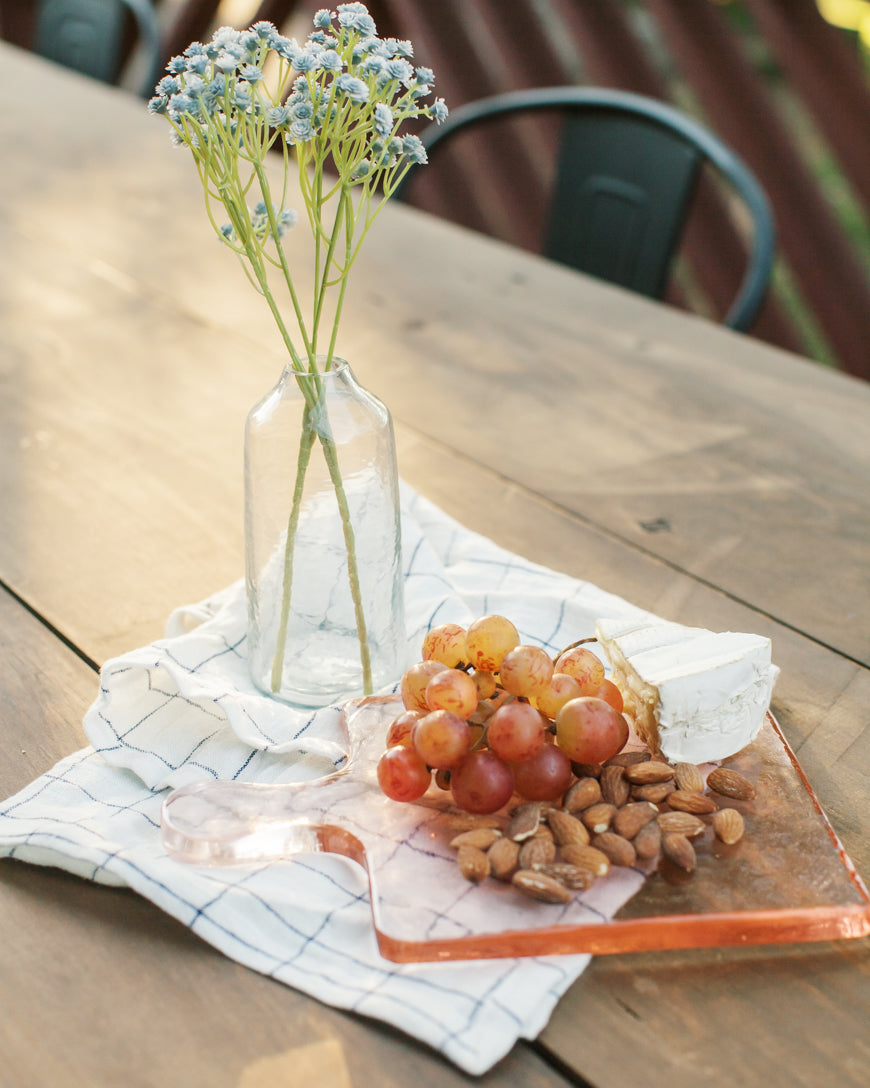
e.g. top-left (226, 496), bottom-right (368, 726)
top-left (0, 483), bottom-right (654, 1075)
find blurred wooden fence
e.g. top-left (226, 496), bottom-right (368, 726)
top-left (4, 0), bottom-right (869, 377)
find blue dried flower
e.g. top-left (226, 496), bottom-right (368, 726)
top-left (336, 74), bottom-right (369, 102)
top-left (318, 49), bottom-right (343, 72)
top-left (183, 42), bottom-right (204, 56)
top-left (147, 95), bottom-right (168, 115)
top-left (186, 54), bottom-right (208, 75)
top-left (385, 58), bottom-right (413, 85)
top-left (273, 36), bottom-right (298, 62)
top-left (402, 133), bottom-right (427, 164)
top-left (292, 52), bottom-right (318, 73)
top-left (267, 105), bottom-right (289, 126)
top-left (166, 55), bottom-right (186, 74)
top-left (337, 3), bottom-right (376, 36)
top-left (431, 96), bottom-right (448, 124)
top-left (373, 102), bottom-right (393, 137)
top-left (252, 21), bottom-right (277, 41)
top-left (415, 66), bottom-right (434, 85)
top-left (156, 75), bottom-right (180, 96)
top-left (289, 118), bottom-right (316, 141)
top-left (215, 51), bottom-right (240, 74)
top-left (240, 64), bottom-right (264, 83)
top-left (314, 9), bottom-right (334, 29)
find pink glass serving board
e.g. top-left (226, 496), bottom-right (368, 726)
top-left (160, 695), bottom-right (870, 962)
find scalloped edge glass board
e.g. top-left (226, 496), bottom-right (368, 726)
top-left (161, 696), bottom-right (870, 962)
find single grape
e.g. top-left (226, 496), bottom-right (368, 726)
top-left (451, 749), bottom-right (515, 814)
top-left (535, 672), bottom-right (583, 719)
top-left (385, 708), bottom-right (424, 748)
top-left (377, 746), bottom-right (431, 802)
top-left (465, 614), bottom-right (520, 672)
top-left (411, 709), bottom-right (473, 769)
top-left (472, 669), bottom-right (497, 700)
top-left (498, 644), bottom-right (554, 698)
top-left (425, 667), bottom-right (479, 719)
top-left (554, 646), bottom-right (606, 694)
top-left (513, 741), bottom-right (574, 802)
top-left (486, 700), bottom-right (548, 763)
top-left (555, 696), bottom-right (629, 763)
top-left (592, 678), bottom-right (624, 713)
top-left (401, 659), bottom-right (449, 711)
top-left (421, 623), bottom-right (468, 668)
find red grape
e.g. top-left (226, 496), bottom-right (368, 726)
top-left (486, 701), bottom-right (548, 763)
top-left (513, 741), bottom-right (574, 801)
top-left (451, 749), bottom-right (515, 814)
top-left (555, 696), bottom-right (629, 763)
top-left (385, 709), bottom-right (424, 747)
top-left (592, 678), bottom-right (624, 713)
top-left (377, 746), bottom-right (431, 802)
top-left (411, 709), bottom-right (473, 769)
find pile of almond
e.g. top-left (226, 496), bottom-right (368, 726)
top-left (445, 750), bottom-right (756, 903)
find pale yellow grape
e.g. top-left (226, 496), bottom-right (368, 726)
top-left (465, 614), bottom-right (520, 672)
top-left (425, 667), bottom-right (479, 719)
top-left (421, 623), bottom-right (468, 668)
top-left (554, 646), bottom-right (606, 693)
top-left (498, 644), bottom-right (554, 697)
top-left (472, 670), bottom-right (497, 700)
top-left (401, 659), bottom-right (449, 711)
top-left (535, 672), bottom-right (583, 719)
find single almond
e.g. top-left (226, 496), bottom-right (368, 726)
top-left (674, 762), bottom-right (705, 793)
top-left (633, 819), bottom-right (662, 860)
top-left (613, 801), bottom-right (659, 840)
top-left (624, 760), bottom-right (675, 785)
top-left (457, 844), bottom-right (490, 883)
top-left (562, 776), bottom-right (602, 811)
top-left (667, 790), bottom-right (719, 815)
top-left (571, 761), bottom-right (603, 779)
top-left (487, 836), bottom-right (520, 880)
top-left (581, 802), bottom-right (618, 834)
top-left (547, 808), bottom-right (591, 848)
top-left (631, 780), bottom-right (676, 804)
top-left (449, 827), bottom-right (502, 850)
top-left (661, 832), bottom-right (696, 872)
top-left (519, 835), bottom-right (556, 869)
top-left (561, 842), bottom-right (611, 877)
top-left (512, 869), bottom-right (572, 904)
top-left (713, 807), bottom-right (745, 844)
top-left (592, 831), bottom-right (637, 867)
top-left (534, 862), bottom-right (595, 890)
top-left (657, 810), bottom-right (706, 838)
top-left (706, 767), bottom-right (756, 801)
top-left (604, 750), bottom-right (651, 767)
top-left (600, 764), bottom-right (630, 807)
top-left (505, 803), bottom-right (542, 842)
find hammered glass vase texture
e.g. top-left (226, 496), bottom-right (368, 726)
top-left (245, 360), bottom-right (405, 707)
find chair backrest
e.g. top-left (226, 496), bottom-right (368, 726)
top-left (398, 87), bottom-right (775, 332)
top-left (29, 0), bottom-right (160, 95)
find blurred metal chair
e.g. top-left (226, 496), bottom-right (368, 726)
top-left (398, 86), bottom-right (775, 332)
top-left (3, 0), bottom-right (161, 96)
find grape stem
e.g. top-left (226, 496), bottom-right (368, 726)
top-left (553, 635), bottom-right (598, 663)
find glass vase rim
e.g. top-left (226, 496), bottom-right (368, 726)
top-left (283, 355), bottom-right (352, 378)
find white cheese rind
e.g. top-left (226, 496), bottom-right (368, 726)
top-left (595, 617), bottom-right (779, 764)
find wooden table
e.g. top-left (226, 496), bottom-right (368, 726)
top-left (1, 43), bottom-right (868, 1088)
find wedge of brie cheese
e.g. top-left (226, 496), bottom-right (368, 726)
top-left (595, 617), bottom-right (779, 764)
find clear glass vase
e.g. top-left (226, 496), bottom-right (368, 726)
top-left (245, 358), bottom-right (406, 708)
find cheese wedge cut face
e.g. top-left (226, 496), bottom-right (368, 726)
top-left (595, 617), bottom-right (779, 764)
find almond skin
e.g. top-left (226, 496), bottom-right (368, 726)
top-left (713, 807), bottom-right (746, 844)
top-left (624, 760), bottom-right (675, 785)
top-left (449, 827), bottom-right (502, 850)
top-left (613, 801), bottom-right (659, 840)
top-left (674, 762), bottom-right (705, 793)
top-left (633, 820), bottom-right (662, 860)
top-left (547, 808), bottom-right (591, 848)
top-left (457, 844), bottom-right (490, 883)
top-left (519, 835), bottom-right (556, 870)
top-left (561, 843), bottom-right (611, 877)
top-left (512, 869), bottom-right (572, 904)
top-left (667, 790), bottom-right (719, 815)
top-left (657, 810), bottom-right (706, 838)
top-left (592, 831), bottom-right (637, 868)
top-left (662, 832), bottom-right (696, 872)
top-left (562, 776), bottom-right (602, 812)
top-left (487, 836), bottom-right (520, 881)
top-left (534, 862), bottom-right (595, 890)
top-left (581, 802), bottom-right (618, 834)
top-left (600, 764), bottom-right (630, 807)
top-left (706, 767), bottom-right (756, 800)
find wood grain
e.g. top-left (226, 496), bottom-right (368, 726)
top-left (0, 43), bottom-right (868, 1088)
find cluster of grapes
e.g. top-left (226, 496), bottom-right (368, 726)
top-left (376, 615), bottom-right (631, 814)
